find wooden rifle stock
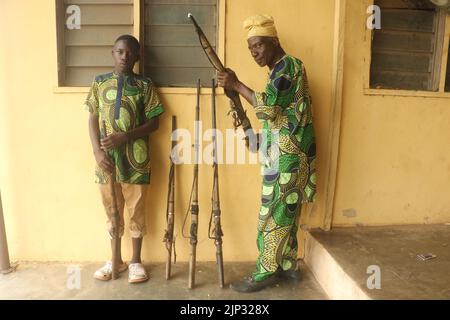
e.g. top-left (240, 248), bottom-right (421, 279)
top-left (101, 121), bottom-right (120, 280)
top-left (164, 116), bottom-right (177, 280)
top-left (209, 79), bottom-right (224, 288)
top-left (188, 13), bottom-right (258, 152)
top-left (188, 80), bottom-right (201, 289)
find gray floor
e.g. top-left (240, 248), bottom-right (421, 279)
top-left (311, 224), bottom-right (450, 300)
top-left (0, 261), bottom-right (328, 300)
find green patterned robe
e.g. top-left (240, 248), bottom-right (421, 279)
top-left (84, 72), bottom-right (164, 184)
top-left (252, 55), bottom-right (316, 281)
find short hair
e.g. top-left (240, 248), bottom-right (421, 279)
top-left (114, 34), bottom-right (140, 52)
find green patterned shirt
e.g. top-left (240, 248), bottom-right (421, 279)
top-left (84, 72), bottom-right (164, 184)
top-left (253, 55), bottom-right (316, 202)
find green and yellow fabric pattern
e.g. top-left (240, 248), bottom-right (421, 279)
top-left (85, 72), bottom-right (164, 184)
top-left (252, 55), bottom-right (316, 281)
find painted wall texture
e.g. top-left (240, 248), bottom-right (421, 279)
top-left (334, 0), bottom-right (450, 226)
top-left (7, 0), bottom-right (438, 263)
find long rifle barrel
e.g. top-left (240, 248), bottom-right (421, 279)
top-left (210, 79), bottom-right (225, 288)
top-left (212, 80), bottom-right (218, 160)
top-left (188, 13), bottom-right (258, 152)
top-left (164, 116), bottom-right (177, 280)
top-left (188, 79), bottom-right (201, 289)
top-left (188, 14), bottom-right (225, 72)
top-left (102, 121), bottom-right (120, 280)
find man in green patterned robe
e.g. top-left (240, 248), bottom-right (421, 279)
top-left (217, 15), bottom-right (316, 293)
top-left (86, 35), bottom-right (164, 283)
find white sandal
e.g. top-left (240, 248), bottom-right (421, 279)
top-left (94, 261), bottom-right (128, 281)
top-left (128, 263), bottom-right (148, 283)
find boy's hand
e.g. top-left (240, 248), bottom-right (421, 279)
top-left (94, 149), bottom-right (115, 174)
top-left (101, 132), bottom-right (128, 150)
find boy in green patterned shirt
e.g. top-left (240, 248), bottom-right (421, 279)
top-left (85, 35), bottom-right (164, 283)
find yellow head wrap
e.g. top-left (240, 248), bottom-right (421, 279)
top-left (243, 14), bottom-right (278, 39)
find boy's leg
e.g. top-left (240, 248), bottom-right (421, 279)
top-left (95, 183), bottom-right (127, 281)
top-left (99, 182), bottom-right (126, 264)
top-left (121, 183), bottom-right (149, 283)
top-left (121, 183), bottom-right (148, 241)
top-left (131, 237), bottom-right (143, 263)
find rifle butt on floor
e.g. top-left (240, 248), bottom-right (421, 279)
top-left (102, 121), bottom-right (120, 280)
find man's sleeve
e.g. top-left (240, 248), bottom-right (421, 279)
top-left (252, 68), bottom-right (296, 123)
top-left (143, 81), bottom-right (165, 120)
top-left (253, 91), bottom-right (282, 122)
top-left (296, 65), bottom-right (314, 126)
top-left (84, 80), bottom-right (99, 116)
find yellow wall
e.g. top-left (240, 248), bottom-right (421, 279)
top-left (0, 0), bottom-right (334, 262)
top-left (333, 0), bottom-right (450, 226)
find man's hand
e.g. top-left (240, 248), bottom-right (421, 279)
top-left (94, 149), bottom-right (115, 174)
top-left (101, 132), bottom-right (128, 151)
top-left (217, 68), bottom-right (239, 91)
top-left (217, 69), bottom-right (256, 106)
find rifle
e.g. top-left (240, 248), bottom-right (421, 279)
top-left (208, 79), bottom-right (224, 288)
top-left (163, 116), bottom-right (177, 280)
top-left (101, 120), bottom-right (120, 280)
top-left (188, 79), bottom-right (201, 289)
top-left (188, 13), bottom-right (258, 152)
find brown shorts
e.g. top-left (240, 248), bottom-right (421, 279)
top-left (99, 183), bottom-right (148, 238)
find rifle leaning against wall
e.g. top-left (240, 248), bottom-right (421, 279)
top-left (184, 79), bottom-right (201, 289)
top-left (163, 116), bottom-right (177, 280)
top-left (102, 120), bottom-right (120, 280)
top-left (188, 13), bottom-right (258, 152)
top-left (208, 79), bottom-right (224, 288)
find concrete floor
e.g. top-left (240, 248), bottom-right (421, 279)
top-left (310, 224), bottom-right (450, 299)
top-left (0, 261), bottom-right (328, 300)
